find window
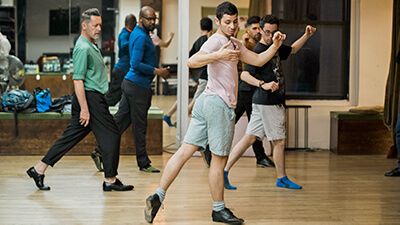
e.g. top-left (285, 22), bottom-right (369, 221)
top-left (272, 0), bottom-right (350, 99)
top-left (49, 7), bottom-right (80, 36)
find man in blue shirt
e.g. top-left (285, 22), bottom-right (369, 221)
top-left (104, 14), bottom-right (136, 106)
top-left (114, 6), bottom-right (169, 173)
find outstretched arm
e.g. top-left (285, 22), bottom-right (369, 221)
top-left (239, 31), bottom-right (286, 67)
top-left (158, 32), bottom-right (175, 48)
top-left (291, 25), bottom-right (316, 54)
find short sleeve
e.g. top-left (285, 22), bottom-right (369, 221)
top-left (244, 63), bottom-right (257, 76)
top-left (200, 36), bottom-right (221, 54)
top-left (72, 47), bottom-right (88, 80)
top-left (279, 45), bottom-right (292, 60)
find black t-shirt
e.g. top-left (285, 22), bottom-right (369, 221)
top-left (189, 35), bottom-right (208, 80)
top-left (238, 66), bottom-right (255, 92)
top-left (244, 43), bottom-right (292, 105)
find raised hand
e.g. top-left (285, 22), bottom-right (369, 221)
top-left (272, 31), bottom-right (286, 48)
top-left (305, 25), bottom-right (316, 36)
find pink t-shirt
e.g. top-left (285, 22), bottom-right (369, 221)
top-left (200, 33), bottom-right (249, 108)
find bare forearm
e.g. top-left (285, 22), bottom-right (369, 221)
top-left (291, 33), bottom-right (311, 54)
top-left (73, 80), bottom-right (89, 112)
top-left (242, 44), bottom-right (279, 67)
top-left (159, 38), bottom-right (172, 48)
top-left (187, 51), bottom-right (220, 68)
top-left (240, 71), bottom-right (261, 87)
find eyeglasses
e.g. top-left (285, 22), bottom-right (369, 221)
top-left (142, 16), bottom-right (158, 22)
top-left (262, 29), bottom-right (279, 36)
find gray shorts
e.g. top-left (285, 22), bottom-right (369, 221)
top-left (184, 94), bottom-right (235, 156)
top-left (193, 79), bottom-right (207, 100)
top-left (246, 104), bottom-right (286, 141)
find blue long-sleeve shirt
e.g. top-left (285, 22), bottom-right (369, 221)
top-left (125, 26), bottom-right (157, 89)
top-left (114, 27), bottom-right (131, 73)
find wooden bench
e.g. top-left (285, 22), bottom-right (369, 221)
top-left (0, 106), bottom-right (163, 155)
top-left (330, 111), bottom-right (392, 155)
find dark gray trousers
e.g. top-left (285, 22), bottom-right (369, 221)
top-left (114, 79), bottom-right (152, 169)
top-left (42, 91), bottom-right (121, 178)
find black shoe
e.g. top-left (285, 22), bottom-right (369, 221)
top-left (200, 147), bottom-right (212, 168)
top-left (103, 178), bottom-right (134, 192)
top-left (384, 167), bottom-right (400, 176)
top-left (212, 207), bottom-right (244, 225)
top-left (144, 194), bottom-right (162, 223)
top-left (26, 167), bottom-right (50, 191)
top-left (257, 157), bottom-right (275, 168)
top-left (91, 150), bottom-right (104, 172)
top-left (140, 165), bottom-right (161, 173)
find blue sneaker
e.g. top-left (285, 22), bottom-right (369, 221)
top-left (276, 176), bottom-right (302, 189)
top-left (163, 115), bottom-right (174, 127)
top-left (224, 171), bottom-right (237, 190)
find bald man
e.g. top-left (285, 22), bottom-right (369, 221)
top-left (113, 6), bottom-right (170, 173)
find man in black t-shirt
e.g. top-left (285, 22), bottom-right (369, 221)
top-left (235, 16), bottom-right (275, 172)
top-left (224, 15), bottom-right (316, 190)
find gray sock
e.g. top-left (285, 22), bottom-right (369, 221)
top-left (155, 187), bottom-right (166, 203)
top-left (213, 201), bottom-right (225, 212)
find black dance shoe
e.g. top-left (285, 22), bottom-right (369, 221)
top-left (212, 207), bottom-right (244, 225)
top-left (103, 178), bottom-right (134, 192)
top-left (26, 167), bottom-right (50, 191)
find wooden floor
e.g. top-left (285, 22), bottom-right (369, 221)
top-left (1, 96), bottom-right (400, 224)
top-left (1, 151), bottom-right (399, 225)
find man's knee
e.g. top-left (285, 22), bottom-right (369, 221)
top-left (245, 135), bottom-right (257, 145)
top-left (178, 143), bottom-right (199, 159)
top-left (273, 139), bottom-right (285, 149)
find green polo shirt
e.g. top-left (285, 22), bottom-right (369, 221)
top-left (72, 36), bottom-right (108, 94)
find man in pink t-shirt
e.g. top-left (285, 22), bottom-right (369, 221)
top-left (144, 2), bottom-right (285, 224)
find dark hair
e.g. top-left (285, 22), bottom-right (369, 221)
top-left (81, 8), bottom-right (101, 23)
top-left (200, 17), bottom-right (213, 31)
top-left (216, 1), bottom-right (238, 20)
top-left (260, 15), bottom-right (280, 28)
top-left (245, 16), bottom-right (260, 28)
top-left (125, 14), bottom-right (137, 28)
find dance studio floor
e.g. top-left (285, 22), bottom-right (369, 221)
top-left (1, 96), bottom-right (399, 224)
top-left (0, 151), bottom-right (399, 225)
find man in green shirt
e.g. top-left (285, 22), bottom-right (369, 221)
top-left (26, 8), bottom-right (133, 192)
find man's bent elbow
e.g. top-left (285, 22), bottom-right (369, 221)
top-left (187, 60), bottom-right (197, 68)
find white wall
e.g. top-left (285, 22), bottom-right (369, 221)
top-left (160, 0), bottom-right (178, 64)
top-left (358, 0), bottom-right (392, 106)
top-left (117, 0), bottom-right (140, 57)
top-left (26, 0), bottom-right (102, 62)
